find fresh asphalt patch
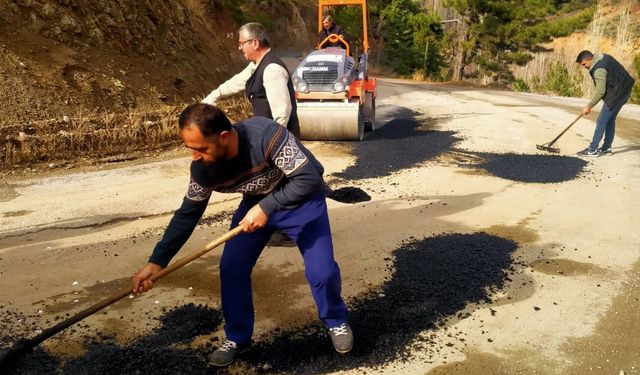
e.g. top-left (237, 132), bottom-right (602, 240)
top-left (477, 153), bottom-right (588, 183)
top-left (334, 107), bottom-right (462, 180)
top-left (452, 151), bottom-right (589, 183)
top-left (3, 233), bottom-right (519, 374)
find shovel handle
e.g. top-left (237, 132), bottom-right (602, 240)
top-left (14, 225), bottom-right (244, 352)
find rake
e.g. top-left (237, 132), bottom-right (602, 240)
top-left (536, 113), bottom-right (583, 153)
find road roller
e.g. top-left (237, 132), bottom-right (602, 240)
top-left (291, 0), bottom-right (377, 141)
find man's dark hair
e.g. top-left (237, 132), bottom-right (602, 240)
top-left (239, 22), bottom-right (270, 48)
top-left (178, 103), bottom-right (232, 138)
top-left (576, 50), bottom-right (594, 63)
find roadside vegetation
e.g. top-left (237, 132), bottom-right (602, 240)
top-left (1, 96), bottom-right (251, 170)
top-left (508, 0), bottom-right (640, 103)
top-left (633, 53), bottom-right (640, 103)
top-left (358, 0), bottom-right (639, 105)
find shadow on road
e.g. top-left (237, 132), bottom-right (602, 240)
top-left (610, 144), bottom-right (640, 155)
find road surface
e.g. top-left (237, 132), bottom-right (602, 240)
top-left (1, 78), bottom-right (639, 374)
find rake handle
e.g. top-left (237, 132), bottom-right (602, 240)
top-left (9, 225), bottom-right (243, 353)
top-left (546, 113), bottom-right (583, 147)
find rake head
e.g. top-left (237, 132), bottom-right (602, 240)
top-left (536, 144), bottom-right (560, 153)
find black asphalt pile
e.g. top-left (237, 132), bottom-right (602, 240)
top-left (4, 234), bottom-right (518, 374)
top-left (137, 303), bottom-right (222, 346)
top-left (335, 113), bottom-right (461, 180)
top-left (2, 347), bottom-right (61, 375)
top-left (240, 232), bottom-right (518, 374)
top-left (326, 187), bottom-right (371, 203)
top-left (4, 304), bottom-right (222, 375)
top-left (62, 344), bottom-right (210, 375)
top-left (0, 306), bottom-right (61, 374)
top-left (477, 153), bottom-right (588, 183)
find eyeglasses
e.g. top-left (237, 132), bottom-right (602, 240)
top-left (238, 39), bottom-right (255, 48)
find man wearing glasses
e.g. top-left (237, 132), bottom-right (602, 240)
top-left (575, 50), bottom-right (634, 157)
top-left (202, 22), bottom-right (300, 138)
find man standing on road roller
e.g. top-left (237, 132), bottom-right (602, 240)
top-left (201, 22), bottom-right (300, 139)
top-left (131, 103), bottom-right (353, 367)
top-left (575, 50), bottom-right (634, 157)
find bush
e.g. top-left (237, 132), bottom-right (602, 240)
top-left (543, 62), bottom-right (582, 97)
top-left (512, 79), bottom-right (530, 92)
top-left (530, 76), bottom-right (543, 92)
top-left (631, 54), bottom-right (640, 104)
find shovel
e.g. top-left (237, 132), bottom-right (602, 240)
top-left (536, 113), bottom-right (583, 153)
top-left (0, 225), bottom-right (244, 371)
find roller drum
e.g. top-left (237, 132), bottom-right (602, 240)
top-left (297, 100), bottom-right (364, 141)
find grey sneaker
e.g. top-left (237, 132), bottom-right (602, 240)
top-left (599, 147), bottom-right (613, 155)
top-left (208, 339), bottom-right (243, 367)
top-left (577, 147), bottom-right (600, 157)
top-left (329, 323), bottom-right (353, 353)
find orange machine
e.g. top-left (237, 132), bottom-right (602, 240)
top-left (291, 0), bottom-right (377, 141)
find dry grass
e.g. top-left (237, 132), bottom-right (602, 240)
top-left (588, 0), bottom-right (606, 49)
top-left (512, 50), bottom-right (589, 96)
top-left (2, 106), bottom-right (182, 166)
top-left (411, 70), bottom-right (427, 81)
top-left (1, 96), bottom-right (252, 168)
top-left (615, 0), bottom-right (633, 51)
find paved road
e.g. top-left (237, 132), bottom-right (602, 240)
top-left (1, 79), bottom-right (639, 374)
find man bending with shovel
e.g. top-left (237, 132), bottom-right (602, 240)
top-left (131, 103), bottom-right (353, 366)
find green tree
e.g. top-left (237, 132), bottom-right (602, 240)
top-left (444, 0), bottom-right (594, 83)
top-left (543, 61), bottom-right (582, 97)
top-left (367, 0), bottom-right (445, 77)
top-left (330, 6), bottom-right (366, 54)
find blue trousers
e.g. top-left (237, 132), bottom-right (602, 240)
top-left (219, 192), bottom-right (349, 348)
top-left (589, 98), bottom-right (628, 151)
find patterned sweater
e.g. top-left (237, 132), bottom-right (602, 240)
top-left (149, 116), bottom-right (325, 267)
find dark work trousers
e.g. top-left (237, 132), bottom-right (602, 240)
top-left (589, 95), bottom-right (630, 151)
top-left (219, 192), bottom-right (349, 348)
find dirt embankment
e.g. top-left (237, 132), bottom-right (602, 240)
top-left (0, 0), bottom-right (238, 170)
top-left (0, 0), bottom-right (313, 171)
top-left (0, 1), bottom-right (242, 124)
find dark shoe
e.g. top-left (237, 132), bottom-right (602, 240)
top-left (208, 339), bottom-right (244, 367)
top-left (329, 323), bottom-right (353, 353)
top-left (599, 147), bottom-right (613, 155)
top-left (267, 230), bottom-right (296, 247)
top-left (577, 148), bottom-right (600, 157)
